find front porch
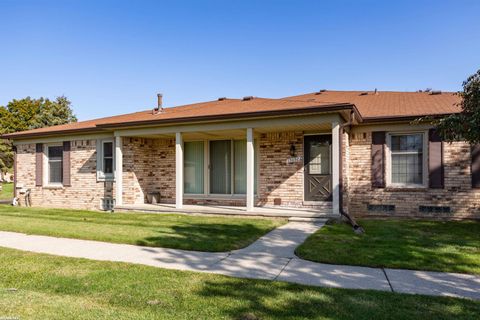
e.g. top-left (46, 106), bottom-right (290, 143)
top-left (112, 112), bottom-right (345, 217)
top-left (115, 203), bottom-right (336, 218)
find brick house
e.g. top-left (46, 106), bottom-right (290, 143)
top-left (3, 90), bottom-right (480, 219)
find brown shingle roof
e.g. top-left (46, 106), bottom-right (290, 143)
top-left (2, 90), bottom-right (461, 139)
top-left (283, 90), bottom-right (461, 120)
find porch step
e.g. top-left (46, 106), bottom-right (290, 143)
top-left (115, 204), bottom-right (339, 219)
top-left (288, 217), bottom-right (330, 223)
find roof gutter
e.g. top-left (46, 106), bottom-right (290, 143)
top-left (1, 127), bottom-right (110, 140)
top-left (95, 103), bottom-right (355, 130)
top-left (1, 103), bottom-right (355, 140)
top-left (360, 112), bottom-right (456, 123)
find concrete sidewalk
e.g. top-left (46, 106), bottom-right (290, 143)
top-left (0, 221), bottom-right (479, 300)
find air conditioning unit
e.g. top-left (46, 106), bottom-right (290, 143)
top-left (101, 197), bottom-right (116, 211)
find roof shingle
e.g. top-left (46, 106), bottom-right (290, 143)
top-left (2, 90), bottom-right (461, 139)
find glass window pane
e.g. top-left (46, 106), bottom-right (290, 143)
top-left (309, 142), bottom-right (330, 174)
top-left (48, 146), bottom-right (63, 159)
top-left (184, 141), bottom-right (204, 194)
top-left (391, 153), bottom-right (423, 184)
top-left (104, 158), bottom-right (113, 174)
top-left (49, 160), bottom-right (63, 183)
top-left (391, 134), bottom-right (423, 152)
top-left (103, 142), bottom-right (113, 158)
top-left (210, 140), bottom-right (231, 194)
top-left (234, 140), bottom-right (246, 194)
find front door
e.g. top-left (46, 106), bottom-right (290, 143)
top-left (304, 135), bottom-right (332, 201)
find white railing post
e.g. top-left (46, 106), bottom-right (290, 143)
top-left (332, 121), bottom-right (340, 216)
top-left (115, 136), bottom-right (123, 206)
top-left (246, 128), bottom-right (255, 211)
top-left (176, 132), bottom-right (184, 209)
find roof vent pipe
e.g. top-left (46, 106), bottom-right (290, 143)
top-left (157, 93), bottom-right (163, 111)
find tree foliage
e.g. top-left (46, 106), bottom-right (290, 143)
top-left (436, 69), bottom-right (480, 144)
top-left (0, 96), bottom-right (77, 172)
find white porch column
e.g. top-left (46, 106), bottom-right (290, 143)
top-left (115, 136), bottom-right (123, 206)
top-left (246, 128), bottom-right (255, 212)
top-left (175, 132), bottom-right (184, 209)
top-left (332, 121), bottom-right (340, 216)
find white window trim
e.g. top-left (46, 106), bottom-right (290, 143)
top-left (385, 131), bottom-right (428, 188)
top-left (97, 138), bottom-right (115, 181)
top-left (43, 143), bottom-right (64, 187)
top-left (183, 138), bottom-right (259, 197)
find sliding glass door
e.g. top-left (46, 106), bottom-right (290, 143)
top-left (184, 139), bottom-right (257, 196)
top-left (209, 140), bottom-right (232, 194)
top-left (184, 141), bottom-right (204, 194)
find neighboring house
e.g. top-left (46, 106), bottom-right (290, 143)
top-left (3, 90), bottom-right (479, 219)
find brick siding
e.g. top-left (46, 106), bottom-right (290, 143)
top-left (14, 127), bottom-right (480, 219)
top-left (122, 137), bottom-right (175, 204)
top-left (347, 131), bottom-right (480, 218)
top-left (16, 140), bottom-right (112, 210)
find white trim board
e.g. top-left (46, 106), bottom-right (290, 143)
top-left (13, 133), bottom-right (114, 145)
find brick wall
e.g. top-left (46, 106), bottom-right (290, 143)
top-left (257, 131), bottom-right (305, 207)
top-left (16, 140), bottom-right (112, 210)
top-left (347, 131), bottom-right (480, 218)
top-left (122, 137), bottom-right (175, 205)
top-left (15, 127), bottom-right (479, 218)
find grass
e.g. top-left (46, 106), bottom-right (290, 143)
top-left (0, 206), bottom-right (285, 252)
top-left (296, 219), bottom-right (480, 274)
top-left (0, 182), bottom-right (13, 200)
top-left (0, 247), bottom-right (479, 319)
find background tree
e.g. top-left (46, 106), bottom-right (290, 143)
top-left (435, 69), bottom-right (480, 143)
top-left (0, 96), bottom-right (77, 174)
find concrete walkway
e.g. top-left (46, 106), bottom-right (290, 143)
top-left (0, 221), bottom-right (479, 300)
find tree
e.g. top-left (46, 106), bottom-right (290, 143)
top-left (0, 96), bottom-right (77, 174)
top-left (435, 69), bottom-right (480, 143)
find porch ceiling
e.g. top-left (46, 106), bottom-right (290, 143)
top-left (130, 120), bottom-right (333, 140)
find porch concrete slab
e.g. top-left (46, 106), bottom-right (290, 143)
top-left (233, 221), bottom-right (326, 258)
top-left (277, 258), bottom-right (391, 291)
top-left (209, 253), bottom-right (291, 280)
top-left (385, 268), bottom-right (480, 300)
top-left (0, 231), bottom-right (227, 272)
top-left (115, 203), bottom-right (337, 219)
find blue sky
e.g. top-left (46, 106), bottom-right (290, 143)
top-left (0, 0), bottom-right (479, 120)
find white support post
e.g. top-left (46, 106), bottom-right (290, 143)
top-left (246, 128), bottom-right (255, 212)
top-left (115, 136), bottom-right (123, 206)
top-left (332, 121), bottom-right (340, 216)
top-left (175, 132), bottom-right (184, 209)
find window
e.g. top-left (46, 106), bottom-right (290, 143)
top-left (103, 142), bottom-right (114, 175)
top-left (184, 141), bottom-right (205, 194)
top-left (183, 139), bottom-right (258, 196)
top-left (47, 146), bottom-right (63, 184)
top-left (233, 140), bottom-right (258, 194)
top-left (97, 139), bottom-right (115, 180)
top-left (388, 133), bottom-right (426, 186)
top-left (210, 140), bottom-right (232, 194)
top-left (308, 141), bottom-right (330, 174)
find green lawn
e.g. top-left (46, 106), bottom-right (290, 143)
top-left (0, 182), bottom-right (13, 200)
top-left (0, 206), bottom-right (285, 252)
top-left (0, 247), bottom-right (478, 320)
top-left (296, 219), bottom-right (480, 274)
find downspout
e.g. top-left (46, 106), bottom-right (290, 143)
top-left (13, 145), bottom-right (17, 200)
top-left (339, 110), bottom-right (364, 233)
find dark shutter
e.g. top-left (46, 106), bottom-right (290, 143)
top-left (371, 131), bottom-right (385, 188)
top-left (63, 141), bottom-right (71, 186)
top-left (428, 129), bottom-right (444, 188)
top-left (35, 143), bottom-right (43, 186)
top-left (472, 144), bottom-right (480, 188)
top-left (13, 146), bottom-right (17, 198)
